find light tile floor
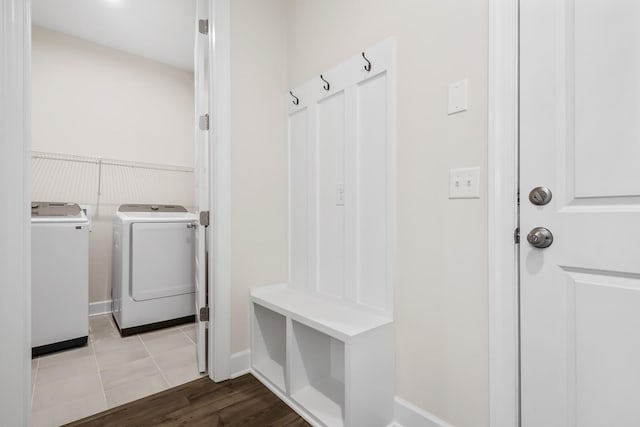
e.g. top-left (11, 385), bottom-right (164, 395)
top-left (30, 315), bottom-right (205, 427)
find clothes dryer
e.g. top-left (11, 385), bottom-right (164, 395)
top-left (112, 204), bottom-right (196, 335)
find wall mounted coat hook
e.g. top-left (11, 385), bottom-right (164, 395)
top-left (362, 52), bottom-right (372, 72)
top-left (290, 91), bottom-right (299, 105)
top-left (320, 75), bottom-right (330, 91)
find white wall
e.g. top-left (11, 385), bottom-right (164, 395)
top-left (31, 26), bottom-right (195, 303)
top-left (32, 26), bottom-right (195, 167)
top-left (229, 0), bottom-right (289, 353)
top-left (285, 2), bottom-right (489, 426)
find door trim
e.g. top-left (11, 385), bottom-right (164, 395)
top-left (209, 0), bottom-right (232, 382)
top-left (0, 0), bottom-right (32, 424)
top-left (488, 0), bottom-right (520, 425)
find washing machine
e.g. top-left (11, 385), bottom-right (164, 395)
top-left (112, 204), bottom-right (197, 335)
top-left (31, 202), bottom-right (89, 356)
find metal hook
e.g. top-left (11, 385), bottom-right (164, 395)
top-left (290, 91), bottom-right (299, 105)
top-left (320, 74), bottom-right (330, 91)
top-left (362, 52), bottom-right (372, 72)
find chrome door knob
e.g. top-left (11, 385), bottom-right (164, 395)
top-left (527, 227), bottom-right (554, 249)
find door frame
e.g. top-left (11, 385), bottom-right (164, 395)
top-left (0, 0), bottom-right (32, 425)
top-left (488, 0), bottom-right (520, 426)
top-left (0, 0), bottom-right (233, 422)
top-left (209, 0), bottom-right (232, 382)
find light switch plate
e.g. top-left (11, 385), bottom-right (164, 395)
top-left (448, 79), bottom-right (468, 115)
top-left (449, 167), bottom-right (480, 199)
top-left (336, 183), bottom-right (345, 206)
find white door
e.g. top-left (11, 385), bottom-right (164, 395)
top-left (194, 0), bottom-right (212, 374)
top-left (520, 1), bottom-right (640, 426)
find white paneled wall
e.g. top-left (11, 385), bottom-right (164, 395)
top-left (289, 108), bottom-right (310, 289)
top-left (352, 73), bottom-right (389, 309)
top-left (317, 92), bottom-right (346, 299)
top-left (287, 39), bottom-right (395, 315)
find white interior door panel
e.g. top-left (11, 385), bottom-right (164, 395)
top-left (520, 1), bottom-right (640, 425)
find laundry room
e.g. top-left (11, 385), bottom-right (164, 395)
top-left (28, 0), bottom-right (205, 424)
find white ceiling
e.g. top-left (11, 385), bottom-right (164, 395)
top-left (32, 0), bottom-right (196, 71)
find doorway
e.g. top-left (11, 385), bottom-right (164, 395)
top-left (0, 0), bottom-right (231, 425)
top-left (29, 1), bottom-right (207, 424)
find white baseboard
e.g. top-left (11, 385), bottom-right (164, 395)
top-left (391, 397), bottom-right (454, 427)
top-left (230, 350), bottom-right (250, 379)
top-left (89, 300), bottom-right (112, 317)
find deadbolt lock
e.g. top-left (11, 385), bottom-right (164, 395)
top-left (529, 186), bottom-right (552, 206)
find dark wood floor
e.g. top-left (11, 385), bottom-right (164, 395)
top-left (65, 374), bottom-right (310, 427)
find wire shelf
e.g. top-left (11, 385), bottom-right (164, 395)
top-left (31, 151), bottom-right (195, 216)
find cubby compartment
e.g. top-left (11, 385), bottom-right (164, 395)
top-left (290, 320), bottom-right (346, 427)
top-left (250, 284), bottom-right (394, 426)
top-left (251, 303), bottom-right (287, 392)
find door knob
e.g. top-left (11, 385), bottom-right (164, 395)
top-left (527, 227), bottom-right (553, 249)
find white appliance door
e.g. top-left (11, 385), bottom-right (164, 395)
top-left (194, 0), bottom-right (212, 374)
top-left (521, 1), bottom-right (640, 425)
top-left (131, 222), bottom-right (195, 301)
top-left (32, 222), bottom-right (89, 347)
